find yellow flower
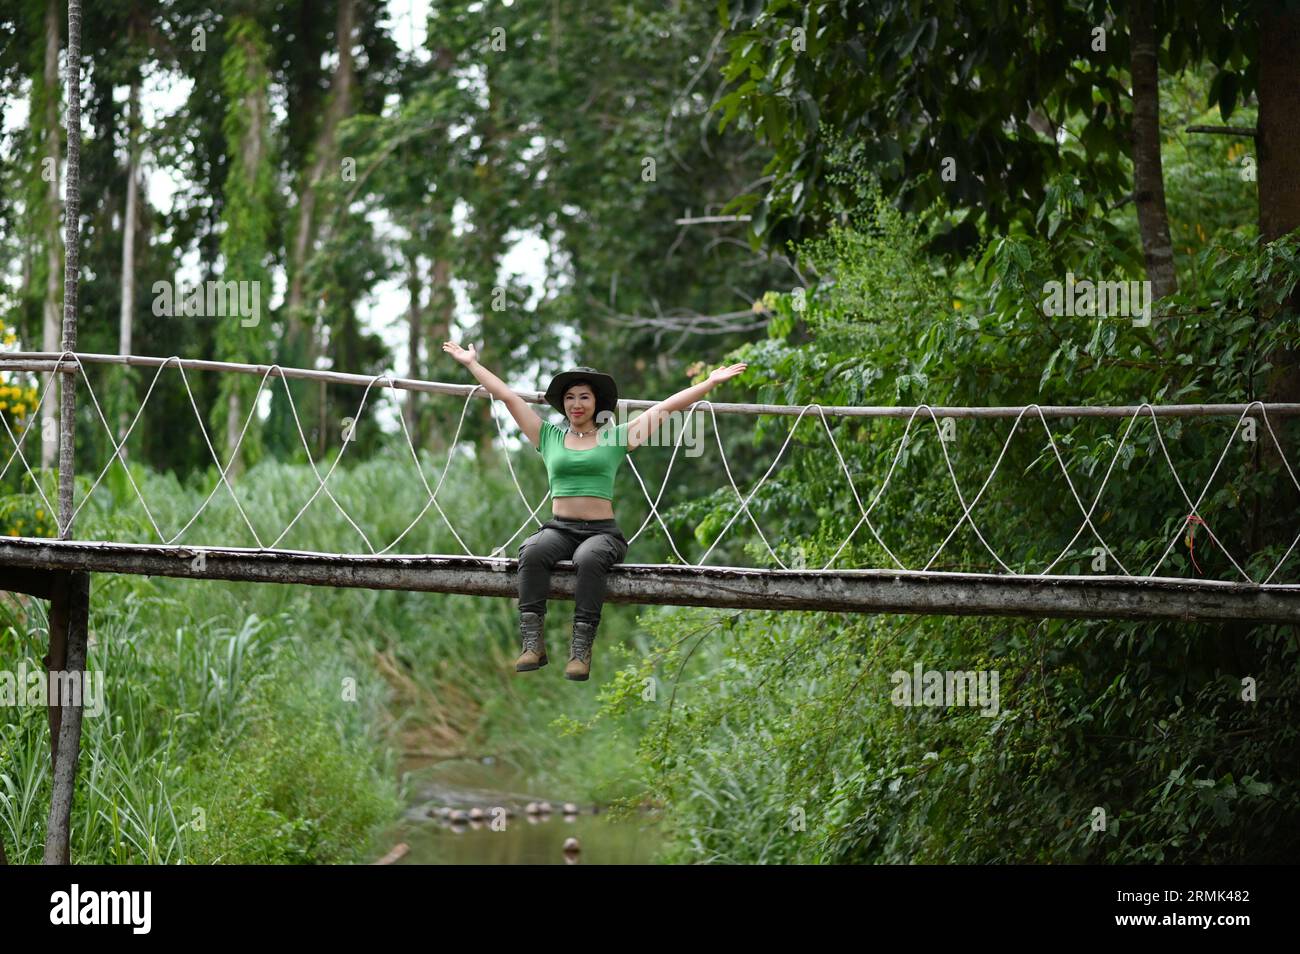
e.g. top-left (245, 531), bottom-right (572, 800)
top-left (26, 388), bottom-right (36, 400)
top-left (0, 402), bottom-right (9, 411)
top-left (13, 403), bottom-right (24, 415)
top-left (36, 509), bottom-right (43, 519)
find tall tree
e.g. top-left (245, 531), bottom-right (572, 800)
top-left (284, 0), bottom-right (357, 451)
top-left (1257, 4), bottom-right (1300, 248)
top-left (1129, 0), bottom-right (1177, 298)
top-left (1256, 2), bottom-right (1300, 532)
top-left (213, 10), bottom-right (276, 479)
top-left (116, 5), bottom-right (145, 454)
top-left (44, 0), bottom-right (83, 867)
top-left (402, 245), bottom-right (424, 442)
top-left (407, 0), bottom-right (785, 435)
top-left (713, 0), bottom-right (1272, 285)
top-left (40, 0), bottom-right (61, 470)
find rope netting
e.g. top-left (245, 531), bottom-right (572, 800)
top-left (1, 351), bottom-right (1297, 587)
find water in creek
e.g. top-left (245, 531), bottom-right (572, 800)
top-left (387, 757), bottom-right (664, 865)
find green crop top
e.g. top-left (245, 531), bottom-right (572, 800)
top-left (536, 419), bottom-right (630, 500)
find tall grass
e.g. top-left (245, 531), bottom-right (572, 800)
top-left (1, 437), bottom-right (662, 862)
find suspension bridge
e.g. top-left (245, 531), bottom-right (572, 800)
top-left (3, 348), bottom-right (1299, 867)
top-left (0, 350), bottom-right (1298, 624)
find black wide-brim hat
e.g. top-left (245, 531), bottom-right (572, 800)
top-left (544, 366), bottom-right (619, 420)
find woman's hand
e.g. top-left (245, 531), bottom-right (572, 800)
top-left (633, 361), bottom-right (749, 448)
top-left (442, 341), bottom-right (478, 367)
top-left (707, 362), bottom-right (747, 387)
top-left (442, 343), bottom-right (538, 443)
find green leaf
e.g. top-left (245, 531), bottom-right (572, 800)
top-left (897, 20), bottom-right (928, 60)
top-left (1217, 71), bottom-right (1239, 121)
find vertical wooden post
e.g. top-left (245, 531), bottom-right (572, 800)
top-left (43, 0), bottom-right (84, 866)
top-left (43, 570), bottom-right (71, 771)
top-left (42, 571), bottom-right (90, 865)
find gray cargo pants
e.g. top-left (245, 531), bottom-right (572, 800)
top-left (517, 517), bottom-right (629, 624)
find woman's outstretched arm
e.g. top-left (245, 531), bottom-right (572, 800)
top-left (442, 341), bottom-right (543, 448)
top-left (625, 362), bottom-right (747, 451)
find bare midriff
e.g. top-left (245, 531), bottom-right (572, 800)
top-left (552, 496), bottom-right (615, 520)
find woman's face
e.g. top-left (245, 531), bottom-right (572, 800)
top-left (564, 384), bottom-right (595, 428)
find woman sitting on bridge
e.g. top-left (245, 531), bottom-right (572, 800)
top-left (443, 341), bottom-right (745, 681)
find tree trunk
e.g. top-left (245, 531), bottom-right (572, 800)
top-left (41, 0), bottom-right (62, 471)
top-left (404, 250), bottom-right (424, 444)
top-left (217, 15), bottom-right (273, 474)
top-left (1223, 6), bottom-right (1300, 682)
top-left (59, 0), bottom-right (80, 543)
top-left (429, 253), bottom-right (452, 454)
top-left (1259, 9), bottom-right (1300, 248)
top-left (286, 0), bottom-right (357, 445)
top-left (117, 70), bottom-right (140, 457)
top-left (226, 388), bottom-right (243, 481)
top-left (476, 78), bottom-right (508, 463)
top-left (1129, 0), bottom-right (1177, 299)
top-left (1257, 4), bottom-right (1300, 503)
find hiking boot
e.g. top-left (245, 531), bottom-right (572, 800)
top-left (565, 619), bottom-right (598, 681)
top-left (515, 611), bottom-right (547, 671)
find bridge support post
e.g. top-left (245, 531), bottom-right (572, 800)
top-left (41, 570), bottom-right (91, 865)
top-left (43, 572), bottom-right (71, 772)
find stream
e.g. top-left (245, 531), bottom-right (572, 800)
top-left (386, 757), bottom-right (664, 865)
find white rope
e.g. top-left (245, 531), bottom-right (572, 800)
top-left (1145, 403), bottom-right (1255, 582)
top-left (695, 399), bottom-right (813, 568)
top-left (1261, 405), bottom-right (1300, 583)
top-left (811, 402), bottom-right (906, 571)
top-left (821, 404), bottom-right (923, 571)
top-left (919, 404), bottom-right (1020, 575)
top-left (378, 385), bottom-right (485, 556)
top-left (0, 352), bottom-right (1295, 589)
top-left (1037, 405), bottom-right (1148, 576)
top-left (481, 395), bottom-right (553, 561)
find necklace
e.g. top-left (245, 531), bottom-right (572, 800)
top-left (569, 424), bottom-right (597, 437)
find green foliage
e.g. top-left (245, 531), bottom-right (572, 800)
top-left (0, 595), bottom-right (399, 864)
top-left (599, 163), bottom-right (1300, 861)
top-left (715, 0), bottom-right (1259, 255)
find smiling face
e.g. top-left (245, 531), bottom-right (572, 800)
top-left (563, 382), bottom-right (596, 429)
